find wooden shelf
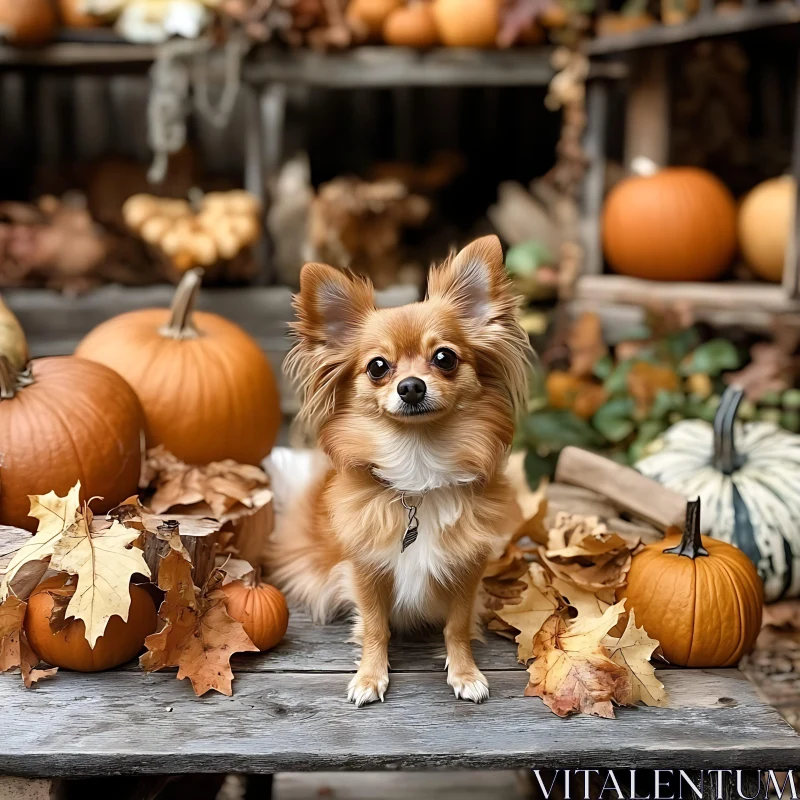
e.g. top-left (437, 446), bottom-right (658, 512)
top-left (0, 42), bottom-right (627, 85)
top-left (587, 2), bottom-right (800, 55)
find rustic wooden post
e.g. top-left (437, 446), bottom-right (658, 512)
top-left (623, 49), bottom-right (670, 170)
top-left (581, 78), bottom-right (610, 276)
top-left (783, 50), bottom-right (800, 299)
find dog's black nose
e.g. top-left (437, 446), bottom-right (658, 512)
top-left (397, 377), bottom-right (427, 406)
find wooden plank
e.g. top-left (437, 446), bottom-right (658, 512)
top-left (0, 669), bottom-right (795, 775)
top-left (0, 43), bottom-right (157, 69)
top-left (581, 80), bottom-right (610, 276)
top-left (587, 3), bottom-right (800, 55)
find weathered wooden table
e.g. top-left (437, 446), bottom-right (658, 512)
top-left (1, 611), bottom-right (799, 799)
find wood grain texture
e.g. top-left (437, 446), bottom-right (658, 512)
top-left (0, 668), bottom-right (796, 776)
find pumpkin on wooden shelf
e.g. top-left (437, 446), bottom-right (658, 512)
top-left (619, 498), bottom-right (763, 667)
top-left (222, 580), bottom-right (289, 652)
top-left (383, 2), bottom-right (439, 47)
top-left (637, 386), bottom-right (800, 601)
top-left (348, 0), bottom-right (403, 37)
top-left (738, 176), bottom-right (796, 284)
top-left (602, 165), bottom-right (737, 282)
top-left (75, 269), bottom-right (281, 467)
top-left (0, 0), bottom-right (58, 45)
top-left (432, 0), bottom-right (499, 48)
top-left (57, 0), bottom-right (102, 28)
top-left (25, 576), bottom-right (158, 672)
top-left (0, 305), bottom-right (144, 531)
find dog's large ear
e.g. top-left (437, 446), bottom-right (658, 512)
top-left (294, 263), bottom-right (375, 347)
top-left (426, 235), bottom-right (510, 324)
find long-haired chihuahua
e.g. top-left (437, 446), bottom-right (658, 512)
top-left (268, 235), bottom-right (530, 706)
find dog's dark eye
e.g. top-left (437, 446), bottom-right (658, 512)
top-left (433, 348), bottom-right (458, 372)
top-left (367, 358), bottom-right (391, 380)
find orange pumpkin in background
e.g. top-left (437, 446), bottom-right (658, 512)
top-left (25, 576), bottom-right (158, 672)
top-left (0, 313), bottom-right (144, 530)
top-left (75, 269), bottom-right (281, 467)
top-left (619, 499), bottom-right (763, 667)
top-left (348, 0), bottom-right (403, 37)
top-left (602, 166), bottom-right (738, 282)
top-left (383, 2), bottom-right (439, 47)
top-left (0, 0), bottom-right (58, 45)
top-left (223, 580), bottom-right (289, 652)
top-left (57, 0), bottom-right (102, 27)
top-left (432, 0), bottom-right (499, 47)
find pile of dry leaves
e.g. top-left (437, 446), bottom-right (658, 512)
top-left (484, 486), bottom-right (667, 718)
top-left (0, 450), bottom-right (275, 696)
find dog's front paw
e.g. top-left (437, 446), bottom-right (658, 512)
top-left (447, 667), bottom-right (489, 703)
top-left (347, 670), bottom-right (389, 707)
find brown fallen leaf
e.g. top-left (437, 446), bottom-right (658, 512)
top-left (0, 594), bottom-right (58, 688)
top-left (725, 342), bottom-right (800, 402)
top-left (143, 446), bottom-right (273, 524)
top-left (524, 602), bottom-right (628, 718)
top-left (550, 576), bottom-right (615, 622)
top-left (141, 550), bottom-right (257, 696)
top-left (627, 362), bottom-right (680, 418)
top-left (496, 564), bottom-right (561, 663)
top-left (567, 312), bottom-right (607, 380)
top-left (603, 609), bottom-right (667, 707)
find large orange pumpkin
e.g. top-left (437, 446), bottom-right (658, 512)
top-left (0, 353), bottom-right (144, 532)
top-left (619, 499), bottom-right (763, 667)
top-left (602, 167), bottom-right (737, 282)
top-left (383, 3), bottom-right (440, 47)
top-left (75, 269), bottom-right (281, 466)
top-left (222, 580), bottom-right (289, 652)
top-left (432, 0), bottom-right (499, 47)
top-left (25, 576), bottom-right (158, 672)
top-left (0, 0), bottom-right (58, 45)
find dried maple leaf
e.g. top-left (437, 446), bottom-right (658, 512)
top-left (49, 504), bottom-right (151, 648)
top-left (0, 484), bottom-right (81, 601)
top-left (143, 447), bottom-right (273, 524)
top-left (496, 564), bottom-right (561, 663)
top-left (627, 362), bottom-right (680, 417)
top-left (550, 576), bottom-right (615, 622)
top-left (524, 602), bottom-right (628, 718)
top-left (141, 551), bottom-right (257, 696)
top-left (603, 609), bottom-right (667, 707)
top-left (109, 496), bottom-right (221, 541)
top-left (0, 594), bottom-right (57, 688)
top-left (567, 312), bottom-right (607, 380)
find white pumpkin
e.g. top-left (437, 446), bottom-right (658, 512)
top-left (637, 386), bottom-right (800, 601)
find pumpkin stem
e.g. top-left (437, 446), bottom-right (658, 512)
top-left (664, 498), bottom-right (708, 559)
top-left (0, 355), bottom-right (33, 400)
top-left (713, 385), bottom-right (745, 475)
top-left (160, 268), bottom-right (204, 340)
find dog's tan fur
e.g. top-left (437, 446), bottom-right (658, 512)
top-left (268, 236), bottom-right (530, 706)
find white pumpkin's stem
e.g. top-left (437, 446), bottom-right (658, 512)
top-left (665, 498), bottom-right (708, 559)
top-left (161, 268), bottom-right (204, 340)
top-left (0, 355), bottom-right (33, 400)
top-left (714, 386), bottom-right (745, 475)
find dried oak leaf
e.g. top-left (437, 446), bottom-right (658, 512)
top-left (603, 609), bottom-right (667, 707)
top-left (550, 576), bottom-right (616, 622)
top-left (0, 483), bottom-right (81, 602)
top-left (524, 602), bottom-right (628, 718)
top-left (496, 564), bottom-right (561, 663)
top-left (109, 496), bottom-right (221, 541)
top-left (143, 446), bottom-right (273, 524)
top-left (49, 503), bottom-right (151, 648)
top-left (567, 312), bottom-right (607, 379)
top-left (627, 362), bottom-right (680, 418)
top-left (0, 594), bottom-right (57, 688)
top-left (141, 550), bottom-right (257, 696)
top-left (506, 452), bottom-right (549, 547)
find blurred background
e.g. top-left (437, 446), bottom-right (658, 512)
top-left (1, 1), bottom-right (800, 796)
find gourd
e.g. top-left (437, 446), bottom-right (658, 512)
top-left (602, 166), bottom-right (737, 282)
top-left (637, 386), bottom-right (800, 600)
top-left (383, 2), bottom-right (439, 47)
top-left (0, 307), bottom-right (144, 531)
top-left (737, 176), bottom-right (796, 283)
top-left (0, 0), bottom-right (58, 45)
top-left (619, 499), bottom-right (763, 667)
top-left (75, 269), bottom-right (281, 466)
top-left (432, 0), bottom-right (499, 48)
top-left (24, 576), bottom-right (158, 672)
top-left (222, 580), bottom-right (289, 652)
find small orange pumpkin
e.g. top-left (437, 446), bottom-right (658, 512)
top-left (24, 576), bottom-right (158, 672)
top-left (619, 499), bottom-right (763, 667)
top-left (57, 0), bottom-right (102, 27)
top-left (75, 269), bottom-right (281, 466)
top-left (348, 0), bottom-right (403, 37)
top-left (0, 0), bottom-right (58, 45)
top-left (432, 0), bottom-right (499, 48)
top-left (222, 580), bottom-right (289, 652)
top-left (602, 166), bottom-right (737, 282)
top-left (383, 3), bottom-right (439, 47)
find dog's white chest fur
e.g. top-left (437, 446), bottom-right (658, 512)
top-left (371, 434), bottom-right (477, 616)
